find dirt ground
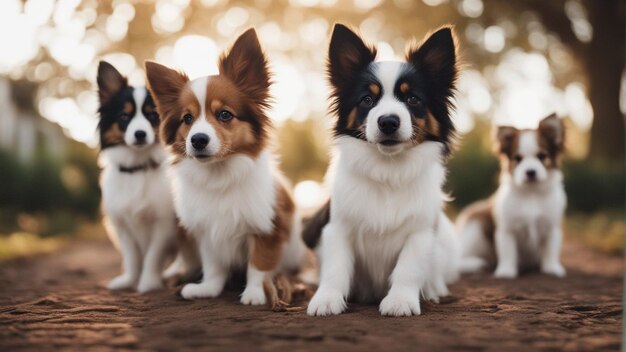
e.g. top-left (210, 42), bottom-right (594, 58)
top-left (0, 239), bottom-right (622, 352)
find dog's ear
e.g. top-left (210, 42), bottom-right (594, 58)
top-left (538, 113), bottom-right (565, 153)
top-left (144, 61), bottom-right (189, 145)
top-left (406, 26), bottom-right (458, 99)
top-left (327, 23), bottom-right (377, 96)
top-left (219, 28), bottom-right (271, 108)
top-left (144, 61), bottom-right (189, 114)
top-left (494, 125), bottom-right (519, 156)
top-left (97, 61), bottom-right (127, 105)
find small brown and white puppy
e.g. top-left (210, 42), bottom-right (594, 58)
top-left (145, 29), bottom-right (307, 304)
top-left (457, 114), bottom-right (567, 278)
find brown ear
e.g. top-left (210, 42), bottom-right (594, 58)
top-left (219, 28), bottom-right (271, 109)
top-left (327, 23), bottom-right (377, 97)
top-left (144, 61), bottom-right (189, 115)
top-left (144, 61), bottom-right (189, 145)
top-left (538, 113), bottom-right (565, 153)
top-left (494, 125), bottom-right (519, 156)
top-left (97, 61), bottom-right (127, 105)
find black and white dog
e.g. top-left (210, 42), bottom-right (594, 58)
top-left (97, 61), bottom-right (177, 293)
top-left (305, 24), bottom-right (460, 316)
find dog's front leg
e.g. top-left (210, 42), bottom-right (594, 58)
top-left (181, 235), bottom-right (227, 300)
top-left (241, 234), bottom-right (284, 305)
top-left (380, 231), bottom-right (433, 316)
top-left (494, 227), bottom-right (518, 278)
top-left (137, 221), bottom-right (175, 293)
top-left (107, 219), bottom-right (141, 290)
top-left (540, 225), bottom-right (566, 277)
top-left (307, 222), bottom-right (353, 316)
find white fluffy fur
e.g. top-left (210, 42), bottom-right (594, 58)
top-left (459, 130), bottom-right (567, 278)
top-left (307, 137), bottom-right (460, 316)
top-left (169, 149), bottom-right (305, 304)
top-left (100, 116), bottom-right (177, 293)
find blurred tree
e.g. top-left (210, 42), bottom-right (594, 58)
top-left (486, 0), bottom-right (625, 162)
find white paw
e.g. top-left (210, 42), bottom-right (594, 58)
top-left (240, 285), bottom-right (267, 305)
top-left (379, 290), bottom-right (421, 316)
top-left (421, 282), bottom-right (440, 303)
top-left (181, 279), bottom-right (224, 300)
top-left (494, 265), bottom-right (518, 279)
top-left (137, 276), bottom-right (164, 293)
top-left (107, 274), bottom-right (136, 291)
top-left (541, 262), bottom-right (566, 278)
top-left (307, 289), bottom-right (346, 316)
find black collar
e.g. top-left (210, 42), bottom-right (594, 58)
top-left (118, 159), bottom-right (160, 174)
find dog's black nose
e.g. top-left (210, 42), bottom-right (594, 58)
top-left (134, 130), bottom-right (146, 141)
top-left (191, 133), bottom-right (210, 150)
top-left (526, 169), bottom-right (537, 180)
top-left (378, 115), bottom-right (400, 135)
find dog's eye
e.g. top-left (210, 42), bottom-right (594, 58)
top-left (406, 95), bottom-right (420, 106)
top-left (537, 152), bottom-right (547, 161)
top-left (118, 114), bottom-right (130, 122)
top-left (360, 95), bottom-right (374, 108)
top-left (182, 114), bottom-right (193, 125)
top-left (217, 110), bottom-right (233, 122)
top-left (514, 155), bottom-right (523, 162)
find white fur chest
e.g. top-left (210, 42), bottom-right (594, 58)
top-left (329, 138), bottom-right (446, 298)
top-left (99, 146), bottom-right (174, 222)
top-left (169, 152), bottom-right (277, 248)
top-left (494, 172), bottom-right (566, 233)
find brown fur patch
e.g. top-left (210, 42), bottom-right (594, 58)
top-left (399, 82), bottom-right (410, 94)
top-left (426, 112), bottom-right (441, 137)
top-left (346, 108), bottom-right (358, 130)
top-left (537, 114), bottom-right (565, 169)
top-left (203, 76), bottom-right (266, 159)
top-left (369, 83), bottom-right (381, 97)
top-left (411, 112), bottom-right (442, 145)
top-left (102, 122), bottom-right (124, 147)
top-left (123, 102), bottom-right (133, 115)
top-left (250, 182), bottom-right (294, 271)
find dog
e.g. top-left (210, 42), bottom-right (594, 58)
top-left (304, 24), bottom-right (461, 316)
top-left (144, 28), bottom-right (308, 305)
top-left (457, 114), bottom-right (567, 278)
top-left (97, 61), bottom-right (177, 293)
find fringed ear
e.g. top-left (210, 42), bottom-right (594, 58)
top-left (327, 23), bottom-right (377, 99)
top-left (144, 61), bottom-right (189, 145)
top-left (493, 125), bottom-right (519, 156)
top-left (218, 28), bottom-right (271, 110)
top-left (97, 61), bottom-right (127, 105)
top-left (406, 26), bottom-right (458, 100)
top-left (538, 113), bottom-right (565, 153)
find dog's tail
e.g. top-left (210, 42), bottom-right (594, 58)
top-left (302, 200), bottom-right (330, 249)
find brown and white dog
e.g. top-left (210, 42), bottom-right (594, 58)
top-left (144, 29), bottom-right (307, 304)
top-left (457, 114), bottom-right (567, 278)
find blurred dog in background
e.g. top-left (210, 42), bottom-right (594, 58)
top-left (97, 61), bottom-right (177, 293)
top-left (457, 114), bottom-right (567, 279)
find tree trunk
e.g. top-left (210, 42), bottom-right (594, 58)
top-left (585, 0), bottom-right (625, 162)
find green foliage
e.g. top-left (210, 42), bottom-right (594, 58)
top-left (563, 159), bottom-right (624, 212)
top-left (447, 123), bottom-right (500, 209)
top-left (0, 141), bottom-right (100, 235)
top-left (277, 118), bottom-right (330, 183)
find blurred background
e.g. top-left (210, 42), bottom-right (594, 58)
top-left (0, 0), bottom-right (623, 259)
